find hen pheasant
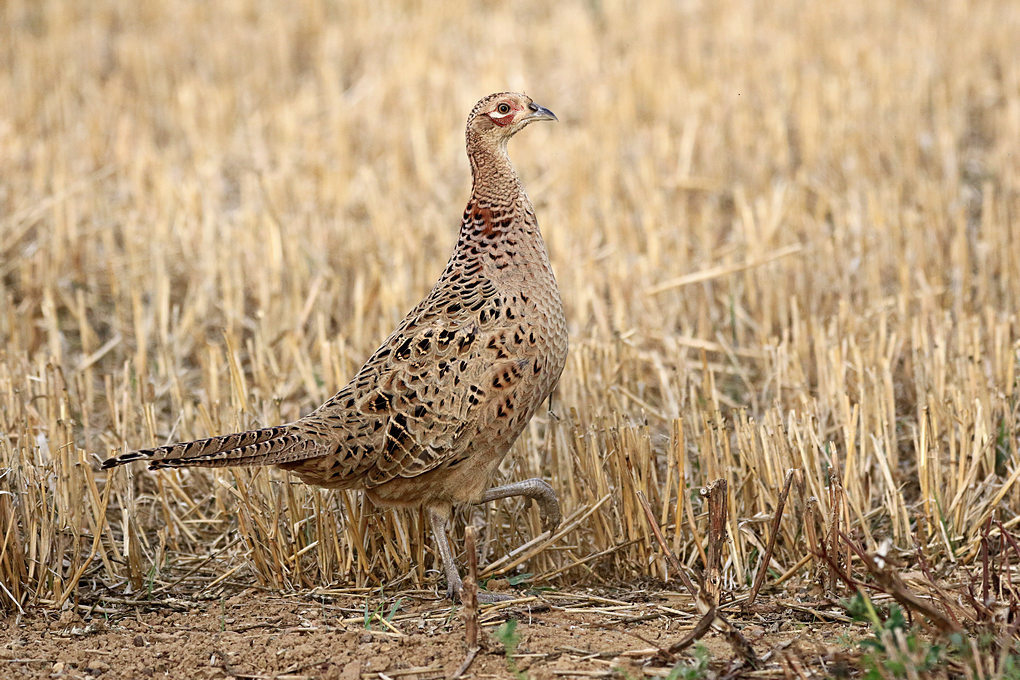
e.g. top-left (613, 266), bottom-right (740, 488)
top-left (103, 92), bottom-right (567, 601)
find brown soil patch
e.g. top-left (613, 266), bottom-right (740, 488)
top-left (1, 589), bottom-right (864, 679)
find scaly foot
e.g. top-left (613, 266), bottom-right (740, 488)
top-left (479, 478), bottom-right (561, 533)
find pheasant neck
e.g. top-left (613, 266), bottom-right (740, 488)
top-left (459, 134), bottom-right (545, 276)
top-left (467, 138), bottom-right (522, 202)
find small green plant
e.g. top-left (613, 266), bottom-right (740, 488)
top-left (494, 618), bottom-right (527, 679)
top-left (994, 417), bottom-right (1011, 476)
top-left (363, 590), bottom-right (403, 630)
top-left (942, 631), bottom-right (1020, 680)
top-left (844, 590), bottom-right (1020, 680)
top-left (665, 644), bottom-right (710, 680)
top-left (611, 667), bottom-right (638, 680)
top-left (144, 560), bottom-right (159, 598)
top-left (507, 572), bottom-right (533, 586)
top-left (844, 593), bottom-right (944, 679)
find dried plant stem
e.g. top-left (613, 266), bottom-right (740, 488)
top-left (462, 526), bottom-right (479, 649)
top-left (635, 490), bottom-right (699, 599)
top-left (452, 525), bottom-right (481, 679)
top-left (827, 467), bottom-right (845, 595)
top-left (748, 468), bottom-right (797, 605)
top-left (665, 480), bottom-right (758, 668)
top-left (1, 1), bottom-right (1018, 633)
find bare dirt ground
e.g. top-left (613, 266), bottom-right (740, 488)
top-left (1, 586), bottom-right (863, 679)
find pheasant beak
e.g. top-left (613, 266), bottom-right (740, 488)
top-left (526, 102), bottom-right (558, 122)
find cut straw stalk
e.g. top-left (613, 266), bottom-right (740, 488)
top-left (0, 0), bottom-right (1017, 615)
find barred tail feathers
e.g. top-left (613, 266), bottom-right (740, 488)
top-left (102, 424), bottom-right (325, 470)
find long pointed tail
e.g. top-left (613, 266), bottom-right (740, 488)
top-left (102, 424), bottom-right (324, 470)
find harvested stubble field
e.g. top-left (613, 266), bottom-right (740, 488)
top-left (2, 0), bottom-right (1019, 677)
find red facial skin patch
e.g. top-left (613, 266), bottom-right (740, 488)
top-left (488, 103), bottom-right (519, 127)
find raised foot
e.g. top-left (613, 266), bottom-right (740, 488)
top-left (479, 478), bottom-right (562, 533)
top-left (529, 479), bottom-right (561, 533)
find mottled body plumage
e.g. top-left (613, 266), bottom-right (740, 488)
top-left (103, 92), bottom-right (566, 600)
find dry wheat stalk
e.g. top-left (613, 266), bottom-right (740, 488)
top-left (0, 0), bottom-right (1017, 614)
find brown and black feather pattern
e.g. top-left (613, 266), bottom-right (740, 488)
top-left (101, 424), bottom-right (326, 470)
top-left (102, 91), bottom-right (568, 512)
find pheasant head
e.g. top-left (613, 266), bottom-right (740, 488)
top-left (466, 92), bottom-right (557, 151)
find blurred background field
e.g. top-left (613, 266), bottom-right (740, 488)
top-left (1, 0), bottom-right (1019, 671)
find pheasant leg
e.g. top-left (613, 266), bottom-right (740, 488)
top-left (427, 506), bottom-right (514, 603)
top-left (478, 478), bottom-right (561, 532)
top-left (427, 507), bottom-right (463, 600)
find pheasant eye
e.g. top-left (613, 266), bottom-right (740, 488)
top-left (496, 103), bottom-right (511, 115)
